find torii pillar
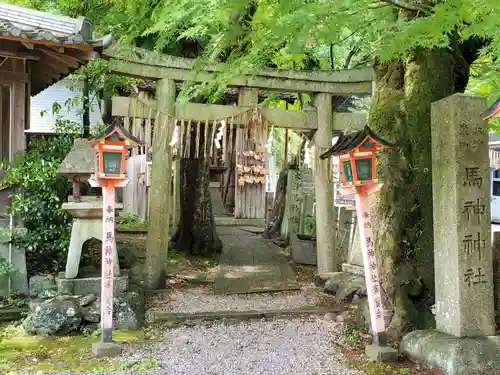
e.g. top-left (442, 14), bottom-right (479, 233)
top-left (313, 93), bottom-right (338, 273)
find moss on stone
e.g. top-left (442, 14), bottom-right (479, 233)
top-left (0, 322), bottom-right (153, 372)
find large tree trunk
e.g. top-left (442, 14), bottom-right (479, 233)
top-left (370, 47), bottom-right (474, 340)
top-left (169, 123), bottom-right (223, 256)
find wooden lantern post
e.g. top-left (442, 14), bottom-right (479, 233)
top-left (89, 124), bottom-right (142, 357)
top-left (321, 126), bottom-right (394, 347)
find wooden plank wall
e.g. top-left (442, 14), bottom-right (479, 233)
top-left (234, 131), bottom-right (267, 219)
top-left (0, 58), bottom-right (27, 160)
top-left (120, 92), bottom-right (154, 220)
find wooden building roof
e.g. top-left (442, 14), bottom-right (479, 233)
top-left (0, 2), bottom-right (113, 95)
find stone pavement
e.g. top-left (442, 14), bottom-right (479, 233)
top-left (214, 226), bottom-right (300, 294)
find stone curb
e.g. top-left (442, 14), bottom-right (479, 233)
top-left (0, 307), bottom-right (29, 322)
top-left (153, 307), bottom-right (336, 324)
top-left (116, 227), bottom-right (148, 234)
top-left (213, 284), bottom-right (301, 294)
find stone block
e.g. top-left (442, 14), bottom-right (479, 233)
top-left (56, 273), bottom-right (129, 296)
top-left (431, 94), bottom-right (494, 337)
top-left (323, 272), bottom-right (365, 302)
top-left (0, 242), bottom-right (28, 297)
top-left (337, 208), bottom-right (354, 263)
top-left (492, 232), bottom-right (500, 311)
top-left (353, 298), bottom-right (370, 331)
top-left (290, 235), bottom-right (317, 265)
top-left (23, 295), bottom-right (83, 336)
top-left (29, 275), bottom-right (57, 298)
top-left (342, 263), bottom-right (364, 276)
top-left (365, 344), bottom-right (399, 363)
top-left (401, 330), bottom-right (500, 375)
top-left (91, 341), bottom-right (121, 358)
top-left (314, 272), bottom-right (338, 287)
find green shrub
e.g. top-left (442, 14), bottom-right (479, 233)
top-left (1, 119), bottom-right (79, 275)
top-left (0, 256), bottom-right (17, 278)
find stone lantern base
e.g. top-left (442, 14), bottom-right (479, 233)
top-left (63, 200), bottom-right (122, 279)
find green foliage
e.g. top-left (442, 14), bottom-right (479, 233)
top-left (0, 257), bottom-right (17, 278)
top-left (117, 213), bottom-right (148, 230)
top-left (303, 215), bottom-right (316, 238)
top-left (359, 362), bottom-right (410, 375)
top-left (5, 0), bottom-right (499, 108)
top-left (468, 58), bottom-right (500, 132)
top-left (0, 294), bottom-right (28, 309)
top-left (342, 327), bottom-right (364, 347)
top-left (1, 120), bottom-right (79, 275)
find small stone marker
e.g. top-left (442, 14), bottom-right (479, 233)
top-left (431, 93), bottom-right (495, 337)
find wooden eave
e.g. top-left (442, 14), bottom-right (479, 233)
top-left (91, 123), bottom-right (143, 146)
top-left (482, 98), bottom-right (500, 120)
top-left (0, 3), bottom-right (113, 95)
top-left (320, 125), bottom-right (395, 159)
top-left (0, 39), bottom-right (99, 95)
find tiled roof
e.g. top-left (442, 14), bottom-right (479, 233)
top-left (0, 3), bottom-right (98, 46)
top-left (0, 3), bottom-right (114, 95)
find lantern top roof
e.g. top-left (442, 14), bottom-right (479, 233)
top-left (320, 125), bottom-right (394, 159)
top-left (482, 97), bottom-right (500, 120)
top-left (58, 138), bottom-right (94, 176)
top-left (90, 123), bottom-right (143, 145)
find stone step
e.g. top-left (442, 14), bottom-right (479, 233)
top-left (153, 307), bottom-right (337, 326)
top-left (0, 307), bottom-right (29, 322)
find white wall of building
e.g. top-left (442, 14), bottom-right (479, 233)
top-left (27, 80), bottom-right (104, 134)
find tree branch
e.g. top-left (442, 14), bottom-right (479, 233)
top-left (378, 0), bottom-right (431, 14)
top-left (343, 46), bottom-right (360, 69)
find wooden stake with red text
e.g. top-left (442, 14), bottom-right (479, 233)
top-left (101, 183), bottom-right (116, 343)
top-left (355, 188), bottom-right (386, 339)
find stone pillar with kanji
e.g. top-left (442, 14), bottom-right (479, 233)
top-left (431, 93), bottom-right (495, 337)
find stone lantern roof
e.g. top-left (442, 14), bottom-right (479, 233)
top-left (58, 138), bottom-right (94, 177)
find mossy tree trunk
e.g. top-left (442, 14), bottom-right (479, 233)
top-left (169, 123), bottom-right (223, 256)
top-left (370, 45), bottom-right (479, 339)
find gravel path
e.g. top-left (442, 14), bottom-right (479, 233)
top-left (21, 316), bottom-right (362, 375)
top-left (146, 284), bottom-right (327, 320)
top-left (128, 318), bottom-right (363, 375)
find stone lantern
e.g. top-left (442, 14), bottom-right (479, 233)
top-left (57, 138), bottom-right (125, 292)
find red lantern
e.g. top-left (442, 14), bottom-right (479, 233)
top-left (322, 126), bottom-right (394, 187)
top-left (89, 124), bottom-right (142, 181)
top-left (482, 97), bottom-right (500, 120)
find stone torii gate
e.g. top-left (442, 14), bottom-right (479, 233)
top-left (102, 45), bottom-right (373, 281)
